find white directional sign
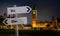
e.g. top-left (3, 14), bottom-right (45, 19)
top-left (3, 17), bottom-right (27, 25)
top-left (3, 5), bottom-right (32, 36)
top-left (7, 6), bottom-right (32, 14)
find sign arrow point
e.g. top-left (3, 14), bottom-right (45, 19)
top-left (3, 18), bottom-right (8, 25)
top-left (26, 6), bottom-right (32, 13)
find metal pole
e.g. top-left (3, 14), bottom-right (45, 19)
top-left (16, 25), bottom-right (19, 36)
top-left (14, 5), bottom-right (19, 36)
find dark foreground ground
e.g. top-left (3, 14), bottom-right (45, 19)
top-left (0, 29), bottom-right (60, 36)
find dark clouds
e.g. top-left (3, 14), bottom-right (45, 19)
top-left (36, 0), bottom-right (60, 22)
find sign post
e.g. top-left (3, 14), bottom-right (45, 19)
top-left (16, 24), bottom-right (19, 36)
top-left (3, 5), bottom-right (32, 36)
top-left (14, 5), bottom-right (19, 36)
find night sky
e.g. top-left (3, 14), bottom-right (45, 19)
top-left (0, 0), bottom-right (60, 23)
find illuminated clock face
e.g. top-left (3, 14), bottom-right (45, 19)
top-left (32, 10), bottom-right (37, 14)
top-left (33, 12), bottom-right (36, 14)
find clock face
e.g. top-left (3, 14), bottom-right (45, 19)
top-left (33, 12), bottom-right (36, 14)
top-left (32, 10), bottom-right (37, 14)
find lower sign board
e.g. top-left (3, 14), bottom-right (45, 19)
top-left (3, 17), bottom-right (27, 25)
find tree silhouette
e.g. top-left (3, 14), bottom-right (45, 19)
top-left (0, 16), bottom-right (5, 25)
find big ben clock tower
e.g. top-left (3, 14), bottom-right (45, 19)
top-left (32, 5), bottom-right (37, 28)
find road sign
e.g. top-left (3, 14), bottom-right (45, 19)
top-left (3, 5), bottom-right (32, 36)
top-left (7, 6), bottom-right (32, 14)
top-left (3, 17), bottom-right (27, 25)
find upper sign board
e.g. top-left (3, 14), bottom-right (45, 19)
top-left (7, 6), bottom-right (32, 14)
